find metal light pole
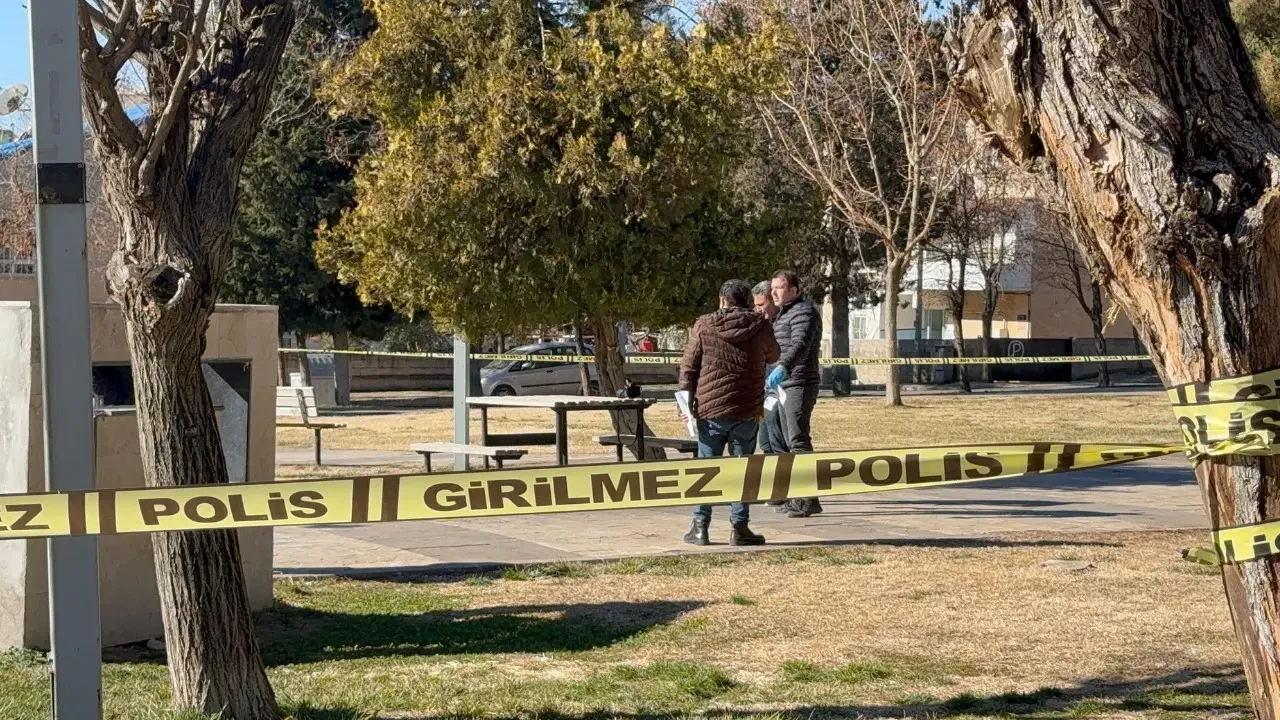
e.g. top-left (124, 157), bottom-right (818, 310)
top-left (452, 335), bottom-right (471, 470)
top-left (29, 0), bottom-right (103, 717)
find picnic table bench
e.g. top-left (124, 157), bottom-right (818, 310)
top-left (411, 442), bottom-right (528, 472)
top-left (467, 395), bottom-right (655, 466)
top-left (597, 434), bottom-right (699, 462)
top-left (276, 386), bottom-right (346, 465)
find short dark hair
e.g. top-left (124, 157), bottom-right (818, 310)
top-left (720, 279), bottom-right (751, 309)
top-left (752, 281), bottom-right (771, 298)
top-left (773, 270), bottom-right (800, 291)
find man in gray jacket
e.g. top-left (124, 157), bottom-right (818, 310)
top-left (767, 270), bottom-right (823, 518)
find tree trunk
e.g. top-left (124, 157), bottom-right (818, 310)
top-left (572, 317), bottom-right (592, 395)
top-left (958, 2), bottom-right (1280, 716)
top-left (590, 315), bottom-right (667, 459)
top-left (949, 291), bottom-right (970, 393)
top-left (110, 219), bottom-right (278, 717)
top-left (948, 251), bottom-right (971, 393)
top-left (830, 258), bottom-right (852, 396)
top-left (912, 246), bottom-right (925, 383)
top-left (1089, 283), bottom-right (1110, 388)
top-left (296, 330), bottom-right (313, 386)
top-left (884, 259), bottom-right (904, 406)
top-left (980, 310), bottom-right (994, 383)
top-left (333, 325), bottom-right (351, 405)
top-left (277, 333), bottom-right (289, 385)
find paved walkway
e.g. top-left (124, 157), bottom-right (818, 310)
top-left (273, 455), bottom-right (1205, 576)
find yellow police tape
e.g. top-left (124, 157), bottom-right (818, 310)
top-left (277, 347), bottom-right (1150, 367)
top-left (0, 443), bottom-right (1176, 541)
top-left (1161, 368), bottom-right (1280, 563)
top-left (1168, 370), bottom-right (1280, 458)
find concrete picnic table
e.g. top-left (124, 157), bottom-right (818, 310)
top-left (466, 395), bottom-right (656, 466)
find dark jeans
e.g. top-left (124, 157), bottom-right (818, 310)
top-left (692, 418), bottom-right (759, 524)
top-left (779, 383), bottom-right (819, 452)
top-left (779, 384), bottom-right (820, 507)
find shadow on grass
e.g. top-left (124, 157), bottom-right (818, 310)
top-left (253, 599), bottom-right (702, 666)
top-left (296, 663), bottom-right (1245, 720)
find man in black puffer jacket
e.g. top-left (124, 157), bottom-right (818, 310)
top-left (767, 270), bottom-right (823, 518)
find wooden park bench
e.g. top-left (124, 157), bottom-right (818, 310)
top-left (276, 386), bottom-right (346, 466)
top-left (596, 434), bottom-right (699, 462)
top-left (411, 443), bottom-right (529, 472)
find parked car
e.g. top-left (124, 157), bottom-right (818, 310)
top-left (480, 342), bottom-right (598, 397)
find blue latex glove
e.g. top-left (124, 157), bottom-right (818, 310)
top-left (766, 366), bottom-right (786, 390)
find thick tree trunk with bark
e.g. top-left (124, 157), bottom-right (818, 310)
top-left (108, 208), bottom-right (278, 717)
top-left (831, 259), bottom-right (852, 396)
top-left (80, 0), bottom-right (294, 713)
top-left (957, 1), bottom-right (1280, 715)
top-left (884, 259), bottom-right (904, 406)
top-left (333, 325), bottom-right (351, 405)
top-left (590, 315), bottom-right (667, 459)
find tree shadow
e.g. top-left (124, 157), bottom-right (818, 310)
top-left (253, 599), bottom-right (702, 666)
top-left (297, 663), bottom-right (1246, 720)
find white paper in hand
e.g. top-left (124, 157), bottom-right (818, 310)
top-left (674, 390), bottom-right (698, 439)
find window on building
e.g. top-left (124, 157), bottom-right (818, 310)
top-left (850, 315), bottom-right (869, 340)
top-left (0, 244), bottom-right (35, 276)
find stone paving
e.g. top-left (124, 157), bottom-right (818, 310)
top-left (273, 454), bottom-right (1204, 576)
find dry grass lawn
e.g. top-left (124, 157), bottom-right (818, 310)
top-left (0, 530), bottom-right (1244, 719)
top-left (277, 393), bottom-right (1180, 465)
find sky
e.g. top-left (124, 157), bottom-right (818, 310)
top-left (1, 2), bottom-right (29, 93)
top-left (0, 2), bottom-right (30, 133)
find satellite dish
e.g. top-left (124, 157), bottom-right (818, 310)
top-left (0, 84), bottom-right (29, 117)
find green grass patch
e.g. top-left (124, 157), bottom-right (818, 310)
top-left (1173, 563), bottom-right (1221, 576)
top-left (609, 661), bottom-right (737, 699)
top-left (779, 659), bottom-right (893, 685)
top-left (780, 660), bottom-right (826, 683)
top-left (729, 594), bottom-right (756, 606)
top-left (603, 554), bottom-right (737, 577)
top-left (499, 566), bottom-right (540, 581)
top-left (0, 649), bottom-right (46, 669)
top-left (1065, 699), bottom-right (1111, 717)
top-left (833, 661), bottom-right (894, 684)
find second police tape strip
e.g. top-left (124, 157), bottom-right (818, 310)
top-left (278, 347), bottom-right (1151, 366)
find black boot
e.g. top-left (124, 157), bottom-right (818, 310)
top-left (683, 518), bottom-right (710, 546)
top-left (787, 498), bottom-right (823, 518)
top-left (775, 499), bottom-right (798, 513)
top-left (730, 522), bottom-right (766, 546)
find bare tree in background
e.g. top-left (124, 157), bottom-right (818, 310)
top-left (77, 0), bottom-right (293, 716)
top-left (930, 143), bottom-right (1016, 390)
top-left (1032, 187), bottom-right (1114, 387)
top-left (0, 153), bottom-right (34, 262)
top-left (761, 0), bottom-right (964, 405)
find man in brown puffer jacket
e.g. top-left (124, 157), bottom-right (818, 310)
top-left (678, 279), bottom-right (780, 546)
